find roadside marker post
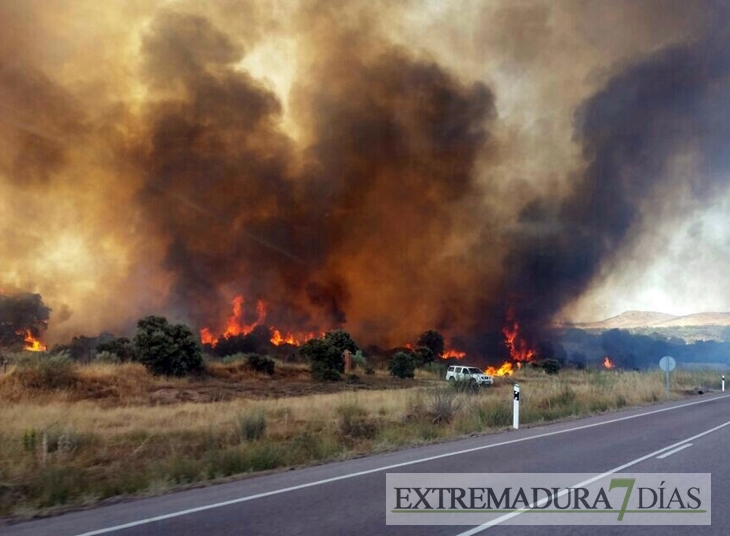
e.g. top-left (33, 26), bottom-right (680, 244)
top-left (513, 383), bottom-right (520, 430)
top-left (723, 375), bottom-right (725, 393)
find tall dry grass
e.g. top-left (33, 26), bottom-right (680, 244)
top-left (0, 363), bottom-right (722, 518)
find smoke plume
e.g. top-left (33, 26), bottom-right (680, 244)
top-left (0, 0), bottom-right (728, 356)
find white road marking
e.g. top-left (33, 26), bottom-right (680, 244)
top-left (656, 443), bottom-right (693, 459)
top-left (74, 394), bottom-right (730, 536)
top-left (454, 421), bottom-right (729, 535)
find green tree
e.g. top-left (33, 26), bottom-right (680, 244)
top-left (417, 330), bottom-right (445, 357)
top-left (300, 338), bottom-right (343, 381)
top-left (133, 316), bottom-right (203, 376)
top-left (414, 345), bottom-right (435, 366)
top-left (324, 329), bottom-right (359, 355)
top-left (389, 351), bottom-right (417, 379)
top-left (96, 337), bottom-right (137, 362)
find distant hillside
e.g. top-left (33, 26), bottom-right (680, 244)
top-left (656, 312), bottom-right (730, 327)
top-left (566, 310), bottom-right (730, 342)
top-left (574, 310), bottom-right (678, 330)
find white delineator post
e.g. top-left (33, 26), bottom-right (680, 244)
top-left (513, 383), bottom-right (520, 430)
top-left (723, 375), bottom-right (725, 393)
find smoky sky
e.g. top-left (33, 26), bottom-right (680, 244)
top-left (0, 0), bottom-right (728, 352)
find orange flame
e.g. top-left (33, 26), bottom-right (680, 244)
top-left (603, 356), bottom-right (615, 369)
top-left (201, 295), bottom-right (322, 348)
top-left (270, 329), bottom-right (321, 346)
top-left (21, 330), bottom-right (46, 352)
top-left (502, 308), bottom-right (535, 362)
top-left (485, 361), bottom-right (514, 376)
top-left (442, 348), bottom-right (466, 359)
top-left (200, 294), bottom-right (268, 347)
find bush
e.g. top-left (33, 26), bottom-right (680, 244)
top-left (417, 330), bottom-right (445, 357)
top-left (246, 354), bottom-right (275, 375)
top-left (324, 330), bottom-right (359, 355)
top-left (337, 404), bottom-right (378, 439)
top-left (300, 338), bottom-right (343, 381)
top-left (389, 351), bottom-right (417, 379)
top-left (541, 359), bottom-right (561, 375)
top-left (15, 355), bottom-right (78, 390)
top-left (426, 389), bottom-right (462, 424)
top-left (134, 316), bottom-right (203, 376)
top-left (352, 350), bottom-right (368, 370)
top-left (414, 346), bottom-right (435, 366)
top-left (96, 337), bottom-right (136, 362)
top-left (451, 378), bottom-right (480, 393)
top-left (235, 412), bottom-right (267, 442)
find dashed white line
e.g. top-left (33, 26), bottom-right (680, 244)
top-left (656, 443), bottom-right (693, 459)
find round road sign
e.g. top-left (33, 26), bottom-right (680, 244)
top-left (659, 356), bottom-right (676, 372)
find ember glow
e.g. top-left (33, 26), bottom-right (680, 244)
top-left (603, 356), bottom-right (615, 369)
top-left (485, 361), bottom-right (513, 376)
top-left (502, 308), bottom-right (535, 363)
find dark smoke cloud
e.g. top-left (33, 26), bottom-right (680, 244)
top-left (0, 291), bottom-right (51, 348)
top-left (136, 8), bottom-right (495, 340)
top-left (0, 0), bottom-right (728, 355)
top-left (496, 1), bottom-right (730, 348)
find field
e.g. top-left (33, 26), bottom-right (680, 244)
top-left (0, 357), bottom-right (721, 520)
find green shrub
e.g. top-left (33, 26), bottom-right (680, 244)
top-left (337, 404), bottom-right (378, 439)
top-left (451, 378), bottom-right (480, 393)
top-left (389, 351), bottom-right (416, 379)
top-left (417, 330), bottom-right (445, 357)
top-left (15, 355), bottom-right (78, 390)
top-left (426, 389), bottom-right (462, 424)
top-left (134, 316), bottom-right (203, 376)
top-left (541, 359), bottom-right (562, 375)
top-left (301, 338), bottom-right (343, 381)
top-left (246, 354), bottom-right (275, 375)
top-left (235, 411), bottom-right (267, 442)
top-left (352, 350), bottom-right (368, 369)
top-left (414, 346), bottom-right (435, 366)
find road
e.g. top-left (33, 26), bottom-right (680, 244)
top-left (5, 394), bottom-right (730, 536)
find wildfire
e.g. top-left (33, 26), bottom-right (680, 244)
top-left (21, 330), bottom-right (46, 352)
top-left (270, 329), bottom-right (320, 347)
top-left (502, 308), bottom-right (535, 363)
top-left (485, 361), bottom-right (514, 376)
top-left (223, 295), bottom-right (267, 338)
top-left (200, 295), bottom-right (320, 348)
top-left (603, 356), bottom-right (615, 369)
top-left (442, 348), bottom-right (466, 359)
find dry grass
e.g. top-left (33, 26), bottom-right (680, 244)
top-left (0, 362), bottom-right (722, 519)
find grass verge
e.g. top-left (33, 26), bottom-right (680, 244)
top-left (0, 365), bottom-right (721, 518)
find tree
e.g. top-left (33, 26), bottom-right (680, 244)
top-left (134, 316), bottom-right (203, 376)
top-left (96, 337), bottom-right (137, 362)
top-left (324, 329), bottom-right (359, 355)
top-left (0, 292), bottom-right (51, 350)
top-left (389, 351), bottom-right (417, 379)
top-left (414, 345), bottom-right (435, 366)
top-left (300, 338), bottom-right (343, 381)
top-left (417, 330), bottom-right (445, 357)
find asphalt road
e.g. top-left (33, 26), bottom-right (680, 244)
top-left (5, 394), bottom-right (730, 536)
